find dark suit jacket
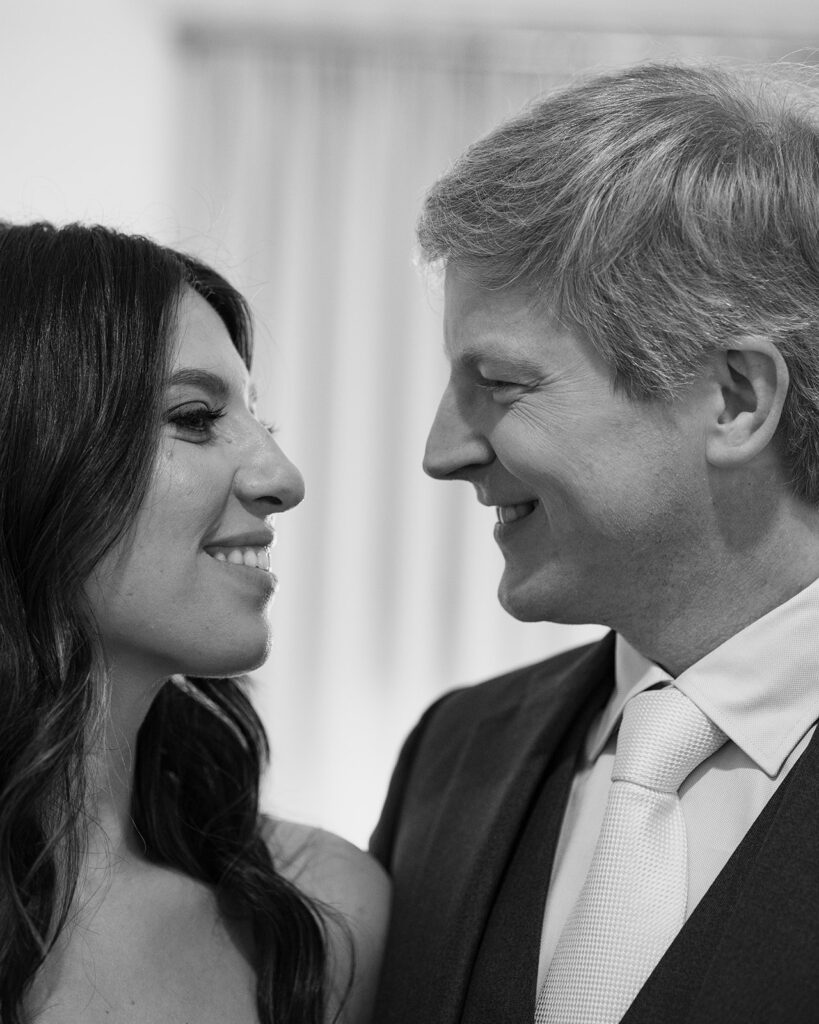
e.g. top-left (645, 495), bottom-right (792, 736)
top-left (370, 634), bottom-right (819, 1023)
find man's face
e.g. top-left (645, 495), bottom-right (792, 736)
top-left (423, 267), bottom-right (714, 633)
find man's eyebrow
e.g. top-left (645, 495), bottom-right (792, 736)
top-left (455, 348), bottom-right (544, 377)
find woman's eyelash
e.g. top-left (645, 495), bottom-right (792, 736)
top-left (476, 379), bottom-right (518, 392)
top-left (168, 404), bottom-right (227, 436)
top-left (168, 403), bottom-right (279, 441)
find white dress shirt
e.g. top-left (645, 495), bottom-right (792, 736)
top-left (537, 575), bottom-right (819, 992)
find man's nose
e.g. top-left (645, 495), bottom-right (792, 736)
top-left (423, 386), bottom-right (493, 481)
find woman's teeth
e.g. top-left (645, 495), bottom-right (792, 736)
top-left (210, 547), bottom-right (272, 571)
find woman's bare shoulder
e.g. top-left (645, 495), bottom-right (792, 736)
top-left (262, 817), bottom-right (391, 1024)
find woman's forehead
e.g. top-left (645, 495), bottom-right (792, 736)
top-left (172, 289), bottom-right (251, 397)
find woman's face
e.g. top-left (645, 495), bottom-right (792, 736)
top-left (85, 288), bottom-right (305, 684)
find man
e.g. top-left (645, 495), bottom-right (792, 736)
top-left (370, 62), bottom-right (819, 1024)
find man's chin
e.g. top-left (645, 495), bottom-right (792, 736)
top-left (497, 577), bottom-right (550, 622)
top-left (497, 569), bottom-right (592, 625)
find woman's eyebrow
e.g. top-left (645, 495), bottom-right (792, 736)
top-left (168, 368), bottom-right (231, 402)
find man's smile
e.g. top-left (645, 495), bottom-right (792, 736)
top-left (496, 500), bottom-right (539, 524)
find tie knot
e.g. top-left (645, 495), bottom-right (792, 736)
top-left (612, 687), bottom-right (727, 792)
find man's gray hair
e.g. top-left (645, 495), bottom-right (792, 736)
top-left (417, 62), bottom-right (819, 502)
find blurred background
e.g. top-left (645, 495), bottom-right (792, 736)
top-left (3, 0), bottom-right (817, 847)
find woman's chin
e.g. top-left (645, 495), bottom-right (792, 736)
top-left (178, 632), bottom-right (273, 679)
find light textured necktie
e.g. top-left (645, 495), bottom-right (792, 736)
top-left (535, 686), bottom-right (727, 1024)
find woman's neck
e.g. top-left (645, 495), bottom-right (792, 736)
top-left (86, 663), bottom-right (167, 865)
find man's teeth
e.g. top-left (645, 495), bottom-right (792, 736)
top-left (210, 547), bottom-right (272, 571)
top-left (496, 501), bottom-right (537, 524)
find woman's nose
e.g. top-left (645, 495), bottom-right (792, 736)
top-left (236, 428), bottom-right (306, 513)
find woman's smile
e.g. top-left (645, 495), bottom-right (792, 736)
top-left (208, 546), bottom-right (274, 572)
top-left (204, 527), bottom-right (278, 575)
top-left (205, 546), bottom-right (279, 594)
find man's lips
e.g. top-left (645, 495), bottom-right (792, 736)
top-left (496, 500), bottom-right (538, 524)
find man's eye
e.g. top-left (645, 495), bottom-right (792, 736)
top-left (476, 379), bottom-right (521, 396)
top-left (167, 403), bottom-right (226, 439)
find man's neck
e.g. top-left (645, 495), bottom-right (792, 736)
top-left (617, 513), bottom-right (819, 676)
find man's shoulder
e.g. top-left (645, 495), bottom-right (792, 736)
top-left (370, 633), bottom-right (615, 866)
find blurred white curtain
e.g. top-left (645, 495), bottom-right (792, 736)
top-left (172, 23), bottom-right (802, 844)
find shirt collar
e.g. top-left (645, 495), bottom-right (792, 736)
top-left (587, 575), bottom-right (819, 777)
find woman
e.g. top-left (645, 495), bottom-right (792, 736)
top-left (0, 222), bottom-right (389, 1023)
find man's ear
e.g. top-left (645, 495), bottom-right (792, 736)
top-left (705, 337), bottom-right (789, 468)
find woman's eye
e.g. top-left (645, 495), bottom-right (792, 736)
top-left (167, 403), bottom-right (226, 440)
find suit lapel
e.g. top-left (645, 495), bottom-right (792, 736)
top-left (385, 636), bottom-right (615, 1024)
top-left (380, 634), bottom-right (819, 1024)
top-left (461, 665), bottom-right (612, 1023)
top-left (625, 721), bottom-right (819, 1024)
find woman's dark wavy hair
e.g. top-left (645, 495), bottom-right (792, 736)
top-left (0, 222), bottom-right (330, 1023)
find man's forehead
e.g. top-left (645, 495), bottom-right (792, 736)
top-left (442, 272), bottom-right (565, 372)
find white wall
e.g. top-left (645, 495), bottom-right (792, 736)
top-left (163, 0), bottom-right (819, 37)
top-left (0, 0), bottom-right (173, 238)
top-left (3, 0), bottom-right (816, 232)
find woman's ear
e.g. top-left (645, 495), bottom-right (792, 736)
top-left (705, 337), bottom-right (789, 468)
